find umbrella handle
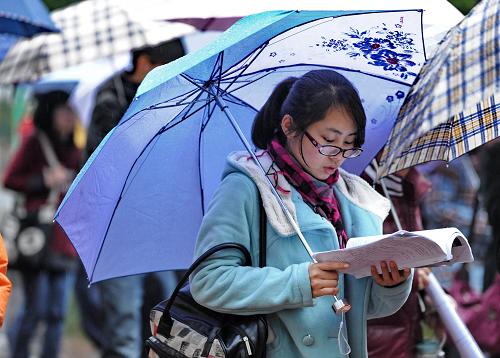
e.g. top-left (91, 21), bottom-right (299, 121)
top-left (214, 94), bottom-right (351, 314)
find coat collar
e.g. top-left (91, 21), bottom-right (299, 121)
top-left (226, 150), bottom-right (390, 236)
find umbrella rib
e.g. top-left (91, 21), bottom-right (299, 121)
top-left (198, 93), bottom-right (219, 214)
top-left (220, 43), bottom-right (269, 94)
top-left (220, 42), bottom-right (268, 79)
top-left (159, 97), bottom-right (219, 133)
top-left (221, 71), bottom-right (276, 97)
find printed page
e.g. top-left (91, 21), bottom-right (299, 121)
top-left (313, 227), bottom-right (473, 278)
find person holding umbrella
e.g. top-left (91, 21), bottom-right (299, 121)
top-left (190, 69), bottom-right (412, 358)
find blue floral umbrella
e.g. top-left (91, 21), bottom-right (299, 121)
top-left (55, 10), bottom-right (425, 283)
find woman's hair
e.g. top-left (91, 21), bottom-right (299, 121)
top-left (33, 90), bottom-right (70, 138)
top-left (252, 69), bottom-right (366, 149)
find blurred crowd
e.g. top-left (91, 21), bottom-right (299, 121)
top-left (0, 40), bottom-right (185, 358)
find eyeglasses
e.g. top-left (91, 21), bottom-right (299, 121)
top-left (304, 131), bottom-right (363, 159)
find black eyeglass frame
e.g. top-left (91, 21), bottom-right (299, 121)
top-left (303, 131), bottom-right (363, 159)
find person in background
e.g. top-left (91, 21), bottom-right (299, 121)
top-left (3, 90), bottom-right (80, 358)
top-left (85, 38), bottom-right (185, 358)
top-left (0, 233), bottom-right (11, 327)
top-left (190, 70), bottom-right (413, 358)
top-left (422, 154), bottom-right (491, 292)
top-left (363, 159), bottom-right (434, 358)
top-left (479, 140), bottom-right (500, 289)
top-left (421, 153), bottom-right (493, 358)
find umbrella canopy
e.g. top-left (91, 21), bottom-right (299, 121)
top-left (0, 0), bottom-right (195, 84)
top-left (377, 0), bottom-right (500, 178)
top-left (55, 10), bottom-right (426, 283)
top-left (0, 0), bottom-right (58, 37)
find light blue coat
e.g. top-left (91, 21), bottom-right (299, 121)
top-left (190, 151), bottom-right (412, 358)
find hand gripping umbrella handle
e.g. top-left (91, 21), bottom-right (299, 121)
top-left (215, 95), bottom-right (350, 314)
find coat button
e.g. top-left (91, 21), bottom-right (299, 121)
top-left (302, 334), bottom-right (315, 346)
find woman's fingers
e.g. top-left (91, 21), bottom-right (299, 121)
top-left (371, 261), bottom-right (410, 287)
top-left (309, 262), bottom-right (349, 298)
top-left (317, 287), bottom-right (339, 296)
top-left (371, 265), bottom-right (385, 285)
top-left (315, 262), bottom-right (350, 271)
top-left (380, 261), bottom-right (392, 282)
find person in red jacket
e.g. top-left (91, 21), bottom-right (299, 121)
top-left (0, 233), bottom-right (11, 327)
top-left (3, 90), bottom-right (81, 358)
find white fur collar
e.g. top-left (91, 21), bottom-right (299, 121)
top-left (227, 150), bottom-right (390, 236)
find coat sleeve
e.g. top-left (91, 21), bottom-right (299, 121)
top-left (0, 235), bottom-right (12, 327)
top-left (3, 136), bottom-right (46, 194)
top-left (365, 270), bottom-right (414, 320)
top-left (190, 172), bottom-right (313, 315)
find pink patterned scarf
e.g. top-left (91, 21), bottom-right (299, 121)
top-left (268, 138), bottom-right (348, 248)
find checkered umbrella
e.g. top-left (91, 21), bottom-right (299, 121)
top-left (377, 0), bottom-right (500, 178)
top-left (0, 0), bottom-right (195, 84)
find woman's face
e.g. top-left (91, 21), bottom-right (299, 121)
top-left (53, 105), bottom-right (76, 139)
top-left (281, 107), bottom-right (358, 180)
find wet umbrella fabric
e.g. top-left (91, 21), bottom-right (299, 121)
top-left (0, 0), bottom-right (58, 37)
top-left (378, 0), bottom-right (500, 177)
top-left (55, 10), bottom-right (425, 283)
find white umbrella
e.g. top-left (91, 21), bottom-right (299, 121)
top-left (33, 54), bottom-right (131, 127)
top-left (0, 0), bottom-right (195, 84)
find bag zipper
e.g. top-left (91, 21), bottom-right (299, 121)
top-left (228, 325), bottom-right (254, 356)
top-left (242, 336), bottom-right (253, 356)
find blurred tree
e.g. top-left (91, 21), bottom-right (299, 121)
top-left (449, 0), bottom-right (478, 14)
top-left (43, 0), bottom-right (80, 11)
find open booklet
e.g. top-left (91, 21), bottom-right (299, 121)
top-left (313, 227), bottom-right (474, 278)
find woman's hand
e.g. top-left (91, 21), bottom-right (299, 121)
top-left (43, 165), bottom-right (72, 190)
top-left (417, 267), bottom-right (432, 290)
top-left (371, 261), bottom-right (410, 287)
top-left (308, 262), bottom-right (349, 298)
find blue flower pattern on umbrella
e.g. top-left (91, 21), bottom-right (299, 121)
top-left (316, 37), bottom-right (349, 51)
top-left (369, 49), bottom-right (418, 79)
top-left (310, 21), bottom-right (420, 80)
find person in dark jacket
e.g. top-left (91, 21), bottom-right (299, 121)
top-left (85, 38), bottom-right (185, 159)
top-left (479, 139), bottom-right (500, 289)
top-left (363, 160), bottom-right (433, 358)
top-left (85, 39), bottom-right (185, 358)
top-left (3, 90), bottom-right (81, 358)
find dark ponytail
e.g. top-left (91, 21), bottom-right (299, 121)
top-left (251, 69), bottom-right (366, 149)
top-left (251, 77), bottom-right (297, 149)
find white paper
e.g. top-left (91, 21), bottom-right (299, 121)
top-left (313, 227), bottom-right (474, 278)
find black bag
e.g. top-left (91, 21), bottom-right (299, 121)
top-left (2, 207), bottom-right (52, 271)
top-left (146, 198), bottom-right (268, 358)
top-left (1, 132), bottom-right (71, 272)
